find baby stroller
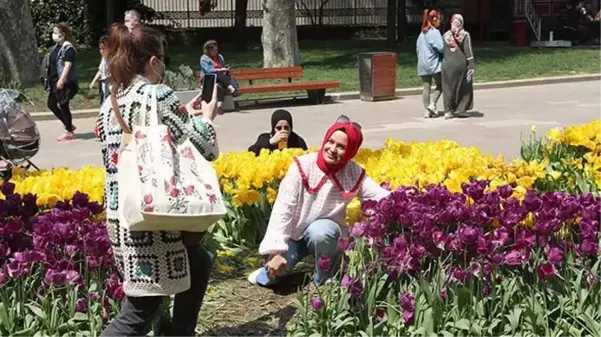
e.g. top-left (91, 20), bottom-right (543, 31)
top-left (0, 89), bottom-right (40, 181)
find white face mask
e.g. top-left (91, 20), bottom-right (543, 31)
top-left (152, 58), bottom-right (166, 84)
top-left (52, 33), bottom-right (64, 43)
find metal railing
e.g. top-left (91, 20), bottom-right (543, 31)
top-left (141, 0), bottom-right (460, 29)
top-left (514, 0), bottom-right (542, 41)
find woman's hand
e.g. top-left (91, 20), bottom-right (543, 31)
top-left (57, 79), bottom-right (65, 90)
top-left (265, 254), bottom-right (287, 278)
top-left (94, 118), bottom-right (101, 138)
top-left (185, 82), bottom-right (219, 120)
top-left (467, 69), bottom-right (475, 77)
top-left (269, 130), bottom-right (289, 146)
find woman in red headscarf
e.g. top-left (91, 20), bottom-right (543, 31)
top-left (248, 116), bottom-right (390, 287)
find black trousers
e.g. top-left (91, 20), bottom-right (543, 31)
top-left (100, 244), bottom-right (213, 336)
top-left (47, 80), bottom-right (77, 132)
top-left (216, 71), bottom-right (233, 89)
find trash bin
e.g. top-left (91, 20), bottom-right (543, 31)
top-left (513, 21), bottom-right (528, 47)
top-left (357, 52), bottom-right (397, 101)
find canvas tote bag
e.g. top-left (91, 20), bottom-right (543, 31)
top-left (113, 84), bottom-right (226, 232)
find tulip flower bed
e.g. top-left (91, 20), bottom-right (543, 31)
top-left (0, 187), bottom-right (123, 336)
top-left (289, 182), bottom-right (601, 336)
top-left (0, 120), bottom-right (598, 335)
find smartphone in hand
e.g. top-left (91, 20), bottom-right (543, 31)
top-left (201, 74), bottom-right (217, 103)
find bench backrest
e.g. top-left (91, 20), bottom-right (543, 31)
top-left (231, 66), bottom-right (303, 81)
top-left (195, 66), bottom-right (303, 84)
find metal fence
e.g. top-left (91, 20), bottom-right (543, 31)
top-left (142, 0), bottom-right (461, 29)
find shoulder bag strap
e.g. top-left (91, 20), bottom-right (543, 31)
top-left (111, 93), bottom-right (132, 134)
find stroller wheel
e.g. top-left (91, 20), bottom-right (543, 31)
top-left (0, 169), bottom-right (12, 181)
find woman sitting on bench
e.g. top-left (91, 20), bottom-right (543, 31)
top-left (200, 40), bottom-right (239, 97)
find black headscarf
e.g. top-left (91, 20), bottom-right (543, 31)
top-left (270, 109), bottom-right (293, 135)
top-left (248, 109), bottom-right (308, 156)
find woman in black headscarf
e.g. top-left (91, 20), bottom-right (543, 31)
top-left (248, 109), bottom-right (308, 156)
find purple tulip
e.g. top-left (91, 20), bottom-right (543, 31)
top-left (341, 275), bottom-right (363, 296)
top-left (317, 255), bottom-right (332, 272)
top-left (337, 237), bottom-right (352, 251)
top-left (44, 269), bottom-right (67, 286)
top-left (0, 181), bottom-right (15, 196)
top-left (376, 307), bottom-right (386, 322)
top-left (432, 231), bottom-right (447, 250)
top-left (399, 292), bottom-right (415, 326)
top-left (578, 241), bottom-right (599, 256)
top-left (536, 263), bottom-right (557, 280)
top-left (482, 283), bottom-right (492, 297)
top-left (0, 270), bottom-right (6, 285)
top-left (89, 292), bottom-right (100, 301)
top-left (350, 222), bottom-right (365, 237)
top-left (450, 267), bottom-right (470, 283)
top-left (523, 190), bottom-right (542, 212)
top-left (0, 241), bottom-right (10, 257)
top-left (492, 228), bottom-right (509, 247)
top-left (504, 249), bottom-right (529, 267)
top-left (440, 288), bottom-right (447, 302)
top-left (498, 185), bottom-right (513, 199)
top-left (482, 263), bottom-right (493, 275)
top-left (311, 297), bottom-right (323, 311)
top-left (399, 292), bottom-right (415, 311)
top-left (0, 218), bottom-right (23, 235)
top-left (65, 270), bottom-right (83, 285)
top-left (471, 263), bottom-right (481, 277)
top-left (546, 247), bottom-right (564, 265)
top-left (6, 260), bottom-right (26, 278)
top-left (75, 298), bottom-right (87, 312)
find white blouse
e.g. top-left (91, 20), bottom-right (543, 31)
top-left (258, 153), bottom-right (390, 255)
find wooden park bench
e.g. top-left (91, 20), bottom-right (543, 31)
top-left (195, 66), bottom-right (340, 105)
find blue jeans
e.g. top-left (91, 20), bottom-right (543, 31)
top-left (256, 219), bottom-right (341, 286)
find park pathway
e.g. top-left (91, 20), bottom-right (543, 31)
top-left (32, 81), bottom-right (600, 170)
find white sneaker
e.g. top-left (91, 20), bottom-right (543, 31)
top-left (247, 268), bottom-right (262, 285)
top-left (427, 103), bottom-right (436, 115)
top-left (444, 112), bottom-right (454, 120)
top-left (424, 110), bottom-right (433, 118)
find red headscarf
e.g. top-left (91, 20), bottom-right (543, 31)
top-left (316, 121), bottom-right (364, 175)
top-left (294, 121), bottom-right (365, 198)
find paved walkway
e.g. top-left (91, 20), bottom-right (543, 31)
top-left (29, 81), bottom-right (600, 170)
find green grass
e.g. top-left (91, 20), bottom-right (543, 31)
top-left (19, 39), bottom-right (601, 112)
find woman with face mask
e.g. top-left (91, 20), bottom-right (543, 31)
top-left (247, 116), bottom-right (390, 287)
top-left (45, 23), bottom-right (78, 141)
top-left (98, 23), bottom-right (221, 336)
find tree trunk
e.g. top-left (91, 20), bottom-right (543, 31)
top-left (396, 0), bottom-right (407, 43)
top-left (234, 0), bottom-right (249, 52)
top-left (0, 0), bottom-right (39, 85)
top-left (261, 0), bottom-right (301, 67)
top-left (386, 0), bottom-right (397, 47)
top-left (106, 0), bottom-right (116, 27)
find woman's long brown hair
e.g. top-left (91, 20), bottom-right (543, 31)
top-left (106, 23), bottom-right (165, 90)
top-left (52, 23), bottom-right (76, 46)
top-left (421, 9), bottom-right (440, 32)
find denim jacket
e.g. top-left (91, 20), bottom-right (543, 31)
top-left (416, 29), bottom-right (443, 76)
top-left (56, 41), bottom-right (77, 84)
top-left (200, 54), bottom-right (226, 78)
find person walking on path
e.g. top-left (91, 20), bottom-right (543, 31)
top-left (98, 23), bottom-right (221, 336)
top-left (416, 9), bottom-right (444, 118)
top-left (89, 35), bottom-right (111, 106)
top-left (441, 14), bottom-right (476, 119)
top-left (44, 23), bottom-right (78, 141)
